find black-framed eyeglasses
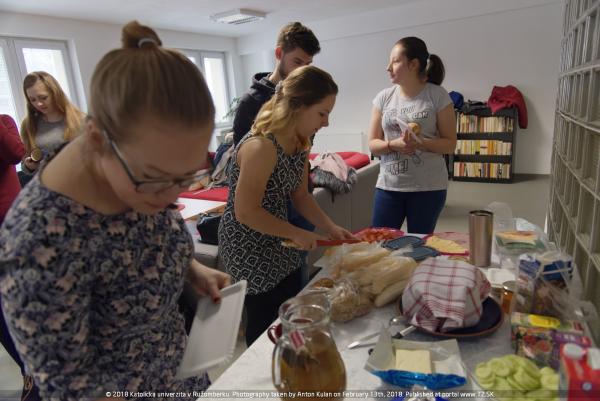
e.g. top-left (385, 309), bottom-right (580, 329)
top-left (102, 130), bottom-right (210, 193)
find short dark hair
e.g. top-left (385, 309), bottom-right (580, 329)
top-left (277, 22), bottom-right (320, 56)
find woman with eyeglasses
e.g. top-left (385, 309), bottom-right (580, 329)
top-left (0, 21), bottom-right (230, 401)
top-left (19, 71), bottom-right (85, 185)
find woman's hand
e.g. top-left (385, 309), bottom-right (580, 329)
top-left (188, 261), bottom-right (232, 303)
top-left (390, 133), bottom-right (417, 154)
top-left (403, 129), bottom-right (424, 151)
top-left (326, 224), bottom-right (357, 241)
top-left (23, 156), bottom-right (40, 172)
top-left (290, 230), bottom-right (327, 251)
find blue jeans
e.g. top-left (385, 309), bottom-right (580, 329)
top-left (372, 188), bottom-right (447, 234)
top-left (287, 200), bottom-right (314, 287)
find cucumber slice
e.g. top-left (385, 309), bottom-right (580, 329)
top-left (540, 373), bottom-right (559, 390)
top-left (515, 367), bottom-right (540, 391)
top-left (514, 356), bottom-right (541, 378)
top-left (494, 377), bottom-right (513, 391)
top-left (540, 366), bottom-right (556, 376)
top-left (489, 357), bottom-right (512, 377)
top-left (476, 363), bottom-right (494, 381)
top-left (527, 388), bottom-right (555, 400)
top-left (506, 375), bottom-right (527, 391)
top-left (478, 378), bottom-right (495, 390)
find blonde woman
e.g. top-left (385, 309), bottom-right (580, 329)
top-left (20, 71), bottom-right (85, 176)
top-left (218, 65), bottom-right (355, 346)
top-left (1, 21), bottom-right (229, 400)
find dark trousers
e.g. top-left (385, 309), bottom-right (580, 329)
top-left (287, 200), bottom-right (314, 287)
top-left (244, 268), bottom-right (303, 347)
top-left (1, 301), bottom-right (41, 400)
top-left (371, 188), bottom-right (447, 234)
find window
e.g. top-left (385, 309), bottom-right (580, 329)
top-left (0, 37), bottom-right (81, 124)
top-left (179, 49), bottom-right (231, 126)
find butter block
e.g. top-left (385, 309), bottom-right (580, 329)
top-left (394, 349), bottom-right (432, 374)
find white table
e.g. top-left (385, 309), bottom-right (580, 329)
top-left (176, 197), bottom-right (225, 220)
top-left (205, 263), bottom-right (513, 401)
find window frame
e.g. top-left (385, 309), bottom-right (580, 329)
top-left (0, 36), bottom-right (82, 124)
top-left (178, 48), bottom-right (232, 128)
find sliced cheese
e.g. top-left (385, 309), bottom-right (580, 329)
top-left (426, 236), bottom-right (467, 254)
top-left (394, 349), bottom-right (432, 374)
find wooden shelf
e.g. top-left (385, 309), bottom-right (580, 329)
top-left (453, 154), bottom-right (512, 163)
top-left (457, 132), bottom-right (513, 141)
top-left (452, 176), bottom-right (513, 183)
top-left (452, 106), bottom-right (516, 183)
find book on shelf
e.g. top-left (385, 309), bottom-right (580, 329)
top-left (455, 140), bottom-right (512, 155)
top-left (453, 162), bottom-right (511, 179)
top-left (456, 114), bottom-right (514, 133)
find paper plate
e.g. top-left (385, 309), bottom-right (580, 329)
top-left (176, 280), bottom-right (247, 379)
top-left (396, 297), bottom-right (504, 338)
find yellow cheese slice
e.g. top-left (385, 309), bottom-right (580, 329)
top-left (426, 236), bottom-right (467, 254)
top-left (394, 349), bottom-right (432, 374)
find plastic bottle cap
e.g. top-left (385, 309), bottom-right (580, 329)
top-left (587, 348), bottom-right (600, 370)
top-left (563, 343), bottom-right (585, 360)
top-left (502, 280), bottom-right (516, 292)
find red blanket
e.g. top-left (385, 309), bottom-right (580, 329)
top-left (180, 151), bottom-right (371, 201)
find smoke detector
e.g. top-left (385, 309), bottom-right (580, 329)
top-left (210, 8), bottom-right (266, 25)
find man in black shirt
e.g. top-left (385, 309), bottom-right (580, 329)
top-left (233, 22), bottom-right (321, 146)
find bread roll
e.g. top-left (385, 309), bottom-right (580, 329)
top-left (408, 122), bottom-right (421, 136)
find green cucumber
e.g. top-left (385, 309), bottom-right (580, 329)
top-left (540, 373), bottom-right (559, 390)
top-left (540, 367), bottom-right (556, 376)
top-left (489, 357), bottom-right (512, 377)
top-left (515, 367), bottom-right (540, 391)
top-left (475, 363), bottom-right (494, 381)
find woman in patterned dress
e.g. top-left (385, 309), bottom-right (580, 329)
top-left (219, 66), bottom-right (356, 346)
top-left (0, 21), bottom-right (230, 401)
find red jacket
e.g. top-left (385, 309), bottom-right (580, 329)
top-left (0, 115), bottom-right (25, 223)
top-left (487, 85), bottom-right (528, 129)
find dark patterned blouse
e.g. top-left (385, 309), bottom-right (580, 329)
top-left (218, 133), bottom-right (305, 295)
top-left (0, 175), bottom-right (208, 400)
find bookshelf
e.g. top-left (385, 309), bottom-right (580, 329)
top-left (548, 0), bottom-right (600, 343)
top-left (451, 107), bottom-right (517, 183)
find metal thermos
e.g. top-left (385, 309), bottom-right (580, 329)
top-left (469, 210), bottom-right (493, 267)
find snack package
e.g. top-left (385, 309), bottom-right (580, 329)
top-left (328, 279), bottom-right (359, 322)
top-left (560, 344), bottom-right (600, 401)
top-left (510, 312), bottom-right (591, 369)
top-left (317, 242), bottom-right (390, 278)
top-left (515, 252), bottom-right (572, 316)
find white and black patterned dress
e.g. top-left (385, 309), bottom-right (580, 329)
top-left (218, 133), bottom-right (306, 295)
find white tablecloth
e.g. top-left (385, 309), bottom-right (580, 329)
top-left (204, 269), bottom-right (514, 400)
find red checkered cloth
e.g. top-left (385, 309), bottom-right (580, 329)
top-left (402, 259), bottom-right (491, 332)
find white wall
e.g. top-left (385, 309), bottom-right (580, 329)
top-left (0, 11), bottom-right (246, 115)
top-left (237, 0), bottom-right (563, 174)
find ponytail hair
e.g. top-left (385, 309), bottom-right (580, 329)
top-left (395, 37), bottom-right (445, 85)
top-left (252, 65), bottom-right (337, 149)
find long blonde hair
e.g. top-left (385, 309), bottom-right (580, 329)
top-left (90, 21), bottom-right (214, 144)
top-left (252, 65), bottom-right (338, 149)
top-left (20, 71), bottom-right (85, 153)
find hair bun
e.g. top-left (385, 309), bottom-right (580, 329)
top-left (121, 20), bottom-right (162, 49)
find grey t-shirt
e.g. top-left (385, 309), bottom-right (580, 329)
top-left (36, 119), bottom-right (67, 154)
top-left (373, 83), bottom-right (452, 192)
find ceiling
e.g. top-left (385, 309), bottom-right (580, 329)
top-left (0, 0), bottom-right (418, 37)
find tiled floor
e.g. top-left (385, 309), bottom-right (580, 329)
top-left (0, 174), bottom-right (550, 393)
